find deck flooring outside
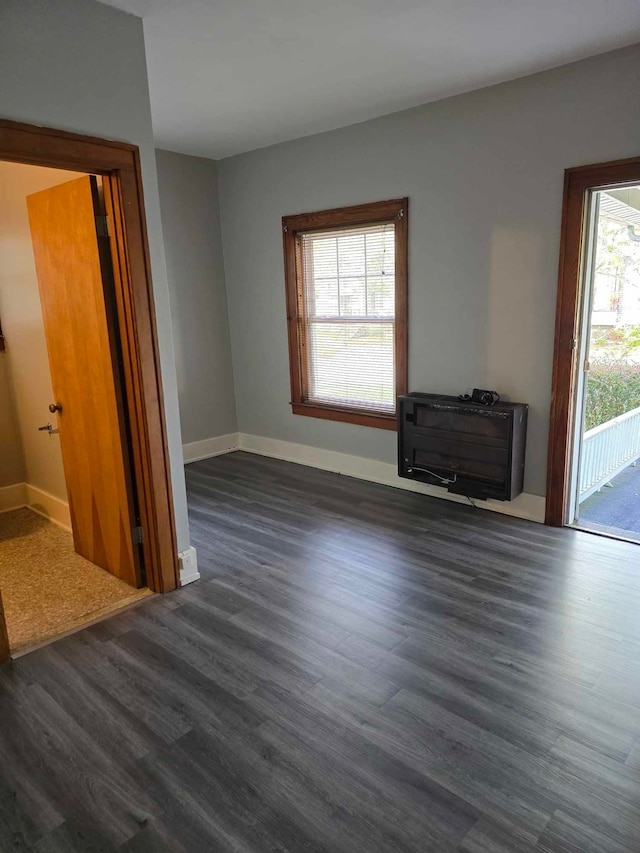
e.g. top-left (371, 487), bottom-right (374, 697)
top-left (578, 463), bottom-right (640, 543)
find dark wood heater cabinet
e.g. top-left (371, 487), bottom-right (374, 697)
top-left (398, 393), bottom-right (528, 501)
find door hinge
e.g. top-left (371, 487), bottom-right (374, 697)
top-left (95, 214), bottom-right (110, 238)
top-left (132, 525), bottom-right (144, 545)
top-left (570, 337), bottom-right (578, 350)
top-left (583, 359), bottom-right (591, 373)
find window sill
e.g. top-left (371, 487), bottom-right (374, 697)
top-left (291, 401), bottom-right (397, 431)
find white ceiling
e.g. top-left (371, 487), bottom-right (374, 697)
top-left (102, 0), bottom-right (640, 160)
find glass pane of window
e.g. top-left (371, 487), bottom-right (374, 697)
top-left (301, 221), bottom-right (397, 413)
top-left (337, 232), bottom-right (366, 278)
top-left (306, 321), bottom-right (395, 411)
top-left (339, 277), bottom-right (366, 316)
top-left (313, 278), bottom-right (339, 317)
top-left (312, 237), bottom-right (338, 279)
top-left (366, 228), bottom-right (395, 278)
top-left (366, 275), bottom-right (395, 317)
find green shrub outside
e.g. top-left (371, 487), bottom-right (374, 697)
top-left (585, 359), bottom-right (640, 430)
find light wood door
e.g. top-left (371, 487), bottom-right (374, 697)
top-left (27, 176), bottom-right (141, 587)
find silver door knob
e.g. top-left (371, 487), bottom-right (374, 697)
top-left (49, 402), bottom-right (62, 414)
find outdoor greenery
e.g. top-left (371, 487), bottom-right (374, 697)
top-left (585, 358), bottom-right (640, 430)
top-left (590, 323), bottom-right (640, 354)
top-left (582, 201), bottom-right (640, 431)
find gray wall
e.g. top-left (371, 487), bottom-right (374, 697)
top-left (218, 44), bottom-right (640, 498)
top-left (156, 149), bottom-right (237, 444)
top-left (0, 0), bottom-right (190, 549)
top-left (0, 356), bottom-right (25, 489)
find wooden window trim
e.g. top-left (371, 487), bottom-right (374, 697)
top-left (546, 155), bottom-right (640, 526)
top-left (283, 198), bottom-right (408, 430)
top-left (0, 119), bottom-right (179, 592)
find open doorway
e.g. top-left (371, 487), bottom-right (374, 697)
top-left (568, 186), bottom-right (640, 541)
top-left (547, 156), bottom-right (640, 540)
top-left (0, 162), bottom-right (152, 653)
top-left (0, 119), bottom-right (181, 663)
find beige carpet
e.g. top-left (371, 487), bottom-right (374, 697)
top-left (0, 507), bottom-right (151, 653)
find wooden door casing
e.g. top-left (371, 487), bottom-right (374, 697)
top-left (546, 156), bottom-right (640, 525)
top-left (0, 119), bottom-right (179, 593)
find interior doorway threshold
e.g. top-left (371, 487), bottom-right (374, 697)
top-left (9, 593), bottom-right (155, 660)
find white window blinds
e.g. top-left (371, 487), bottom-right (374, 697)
top-left (300, 221), bottom-right (396, 413)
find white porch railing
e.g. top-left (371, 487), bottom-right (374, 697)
top-left (579, 405), bottom-right (640, 502)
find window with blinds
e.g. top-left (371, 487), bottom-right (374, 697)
top-left (283, 199), bottom-right (408, 430)
top-left (301, 223), bottom-right (396, 412)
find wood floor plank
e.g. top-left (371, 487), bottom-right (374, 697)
top-left (16, 645), bottom-right (164, 765)
top-left (460, 817), bottom-right (541, 852)
top-left (0, 777), bottom-right (43, 852)
top-left (535, 809), bottom-right (637, 853)
top-left (0, 680), bottom-right (157, 847)
top-left (34, 819), bottom-right (119, 853)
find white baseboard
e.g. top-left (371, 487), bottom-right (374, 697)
top-left (235, 433), bottom-right (546, 524)
top-left (25, 484), bottom-right (71, 531)
top-left (178, 545), bottom-right (200, 585)
top-left (0, 482), bottom-right (72, 529)
top-left (0, 482), bottom-right (27, 514)
top-left (180, 431), bottom-right (545, 525)
top-left (183, 433), bottom-right (240, 464)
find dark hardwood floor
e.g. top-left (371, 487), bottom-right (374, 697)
top-left (2, 450), bottom-right (640, 851)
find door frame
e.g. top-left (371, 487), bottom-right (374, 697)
top-left (0, 119), bottom-right (179, 592)
top-left (546, 155), bottom-right (640, 526)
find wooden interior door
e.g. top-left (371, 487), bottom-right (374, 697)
top-left (27, 176), bottom-right (141, 587)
